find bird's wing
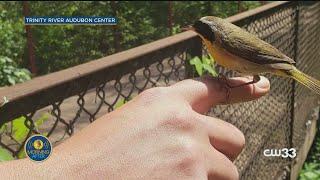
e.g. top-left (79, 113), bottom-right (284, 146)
top-left (219, 25), bottom-right (296, 66)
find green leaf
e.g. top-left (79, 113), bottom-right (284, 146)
top-left (17, 148), bottom-right (26, 159)
top-left (4, 57), bottom-right (12, 63)
top-left (308, 163), bottom-right (319, 170)
top-left (0, 58), bottom-right (5, 64)
top-left (3, 68), bottom-right (12, 74)
top-left (114, 98), bottom-right (127, 109)
top-left (203, 64), bottom-right (218, 77)
top-left (202, 56), bottom-right (212, 65)
top-left (0, 147), bottom-right (14, 162)
top-left (208, 55), bottom-right (215, 64)
top-left (190, 56), bottom-right (203, 76)
top-left (35, 113), bottom-right (49, 128)
top-left (13, 71), bottom-right (23, 76)
top-left (12, 116), bottom-right (29, 143)
top-left (304, 171), bottom-right (320, 179)
top-left (7, 76), bottom-right (15, 85)
top-left (0, 124), bottom-right (7, 133)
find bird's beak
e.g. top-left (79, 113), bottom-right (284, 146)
top-left (182, 25), bottom-right (195, 32)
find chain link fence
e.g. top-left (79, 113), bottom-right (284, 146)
top-left (0, 1), bottom-right (319, 179)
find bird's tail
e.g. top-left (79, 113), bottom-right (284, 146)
top-left (287, 68), bottom-right (320, 95)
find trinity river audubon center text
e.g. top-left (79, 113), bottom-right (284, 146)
top-left (25, 17), bottom-right (116, 24)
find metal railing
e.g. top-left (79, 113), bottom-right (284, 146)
top-left (0, 1), bottom-right (320, 179)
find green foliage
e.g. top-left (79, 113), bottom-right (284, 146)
top-left (0, 1), bottom-right (262, 76)
top-left (11, 113), bottom-right (49, 143)
top-left (0, 113), bottom-right (50, 160)
top-left (114, 98), bottom-right (127, 109)
top-left (0, 123), bottom-right (6, 134)
top-left (299, 126), bottom-right (320, 180)
top-left (241, 1), bottom-right (262, 11)
top-left (299, 163), bottom-right (320, 180)
top-left (174, 1), bottom-right (261, 26)
top-left (0, 56), bottom-right (31, 86)
top-left (25, 1), bottom-right (163, 74)
top-left (35, 113), bottom-right (50, 128)
top-left (0, 3), bottom-right (31, 86)
top-left (30, 2), bottom-right (111, 73)
top-left (0, 4), bottom-right (25, 61)
top-left (0, 147), bottom-right (14, 162)
top-left (190, 55), bottom-right (217, 77)
top-left (114, 96), bottom-right (132, 109)
top-left (12, 116), bottom-right (29, 143)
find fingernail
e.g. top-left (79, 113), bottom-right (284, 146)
top-left (256, 76), bottom-right (270, 90)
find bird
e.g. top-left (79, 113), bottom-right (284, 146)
top-left (189, 16), bottom-right (320, 95)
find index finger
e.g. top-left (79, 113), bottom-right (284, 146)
top-left (170, 76), bottom-right (270, 114)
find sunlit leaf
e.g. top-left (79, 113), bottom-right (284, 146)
top-left (0, 124), bottom-right (7, 133)
top-left (114, 98), bottom-right (127, 109)
top-left (304, 171), bottom-right (320, 179)
top-left (190, 56), bottom-right (203, 76)
top-left (202, 56), bottom-right (212, 65)
top-left (35, 113), bottom-right (50, 128)
top-left (12, 116), bottom-right (29, 143)
top-left (0, 147), bottom-right (14, 162)
top-left (17, 148), bottom-right (26, 159)
top-left (203, 64), bottom-right (218, 77)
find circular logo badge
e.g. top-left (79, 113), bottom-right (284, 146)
top-left (25, 135), bottom-right (52, 162)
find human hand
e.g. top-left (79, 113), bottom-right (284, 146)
top-left (55, 76), bottom-right (269, 180)
top-left (0, 76), bottom-right (269, 180)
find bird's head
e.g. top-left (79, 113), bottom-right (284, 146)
top-left (189, 16), bottom-right (220, 43)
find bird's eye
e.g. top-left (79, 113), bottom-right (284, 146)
top-left (193, 21), bottom-right (215, 42)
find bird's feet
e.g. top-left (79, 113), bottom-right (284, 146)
top-left (218, 74), bottom-right (261, 103)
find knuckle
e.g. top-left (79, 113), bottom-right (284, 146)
top-left (160, 107), bottom-right (197, 131)
top-left (181, 79), bottom-right (196, 85)
top-left (223, 122), bottom-right (245, 152)
top-left (231, 125), bottom-right (245, 151)
top-left (177, 157), bottom-right (198, 176)
top-left (176, 139), bottom-right (201, 175)
top-left (141, 87), bottom-right (168, 98)
top-left (168, 107), bottom-right (189, 122)
top-left (138, 87), bottom-right (169, 105)
top-left (180, 138), bottom-right (198, 155)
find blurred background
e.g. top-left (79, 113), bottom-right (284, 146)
top-left (0, 1), bottom-right (263, 78)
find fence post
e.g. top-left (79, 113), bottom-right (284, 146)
top-left (23, 1), bottom-right (38, 75)
top-left (185, 37), bottom-right (202, 79)
top-left (291, 1), bottom-right (300, 150)
top-left (289, 2), bottom-right (300, 179)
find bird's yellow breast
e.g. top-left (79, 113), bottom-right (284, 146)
top-left (202, 38), bottom-right (273, 75)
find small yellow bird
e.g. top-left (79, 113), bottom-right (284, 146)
top-left (190, 16), bottom-right (320, 95)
